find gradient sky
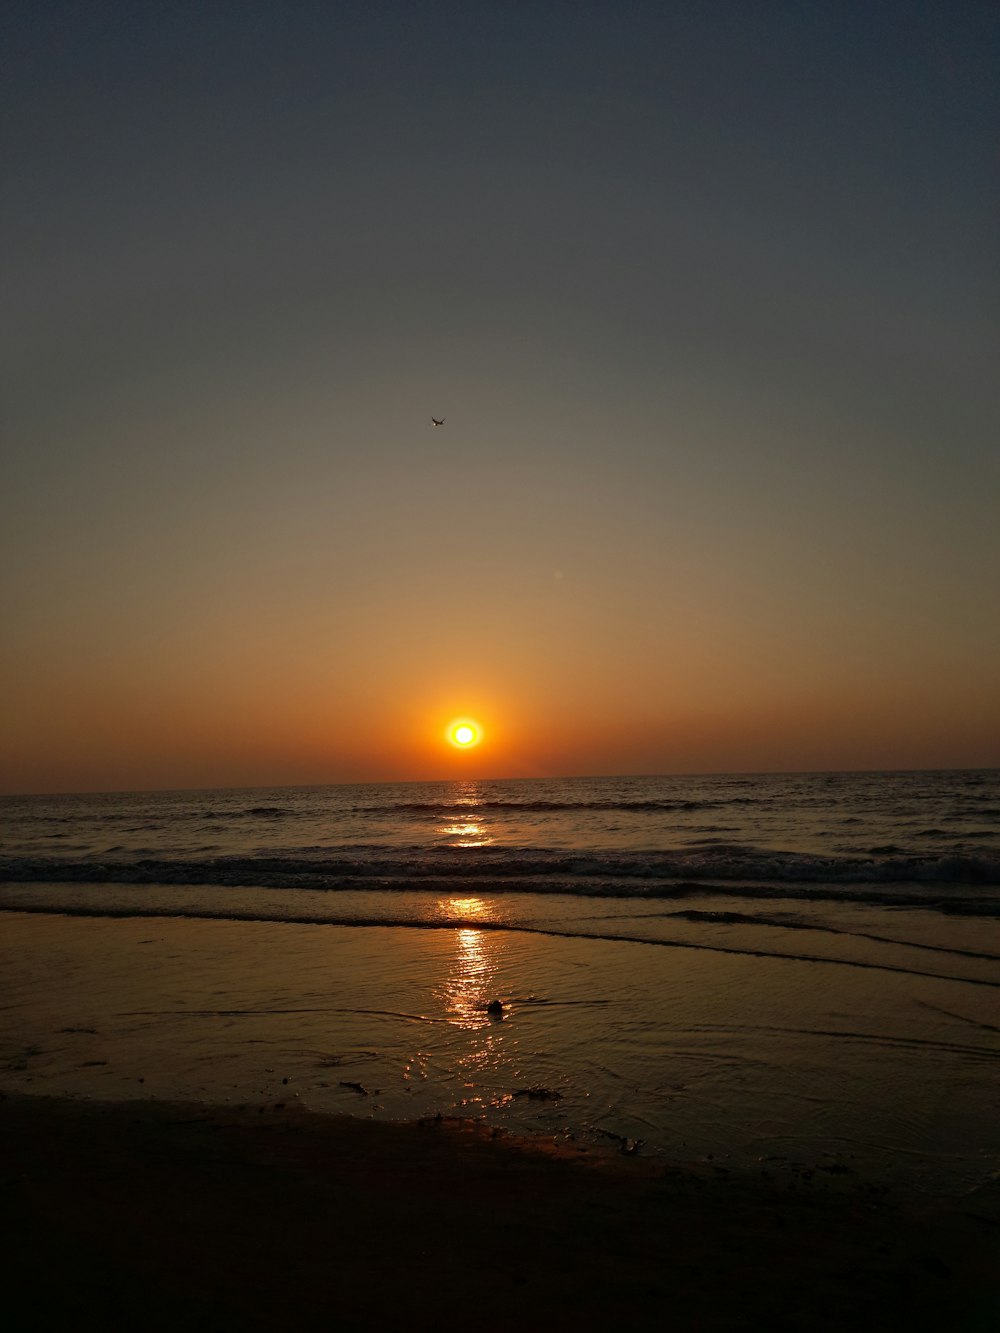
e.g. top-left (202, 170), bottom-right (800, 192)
top-left (3, 0), bottom-right (998, 793)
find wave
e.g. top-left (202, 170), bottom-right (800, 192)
top-left (202, 806), bottom-right (296, 820)
top-left (2, 847), bottom-right (1000, 914)
top-left (3, 844), bottom-right (999, 884)
top-left (916, 828), bottom-right (997, 840)
top-left (667, 909), bottom-right (1000, 962)
top-left (351, 797), bottom-right (762, 815)
top-left (6, 805), bottom-right (303, 826)
top-left (2, 796), bottom-right (765, 825)
top-left (10, 794), bottom-right (998, 830)
top-left (3, 901), bottom-right (999, 990)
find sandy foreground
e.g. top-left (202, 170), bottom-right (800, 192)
top-left (2, 1092), bottom-right (999, 1332)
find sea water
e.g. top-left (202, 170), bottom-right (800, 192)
top-left (2, 770), bottom-right (998, 1191)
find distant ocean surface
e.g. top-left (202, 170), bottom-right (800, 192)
top-left (3, 769), bottom-right (999, 910)
top-left (4, 771), bottom-right (1000, 1191)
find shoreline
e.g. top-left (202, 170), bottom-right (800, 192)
top-left (4, 1090), bottom-right (999, 1330)
top-left (3, 908), bottom-right (999, 1198)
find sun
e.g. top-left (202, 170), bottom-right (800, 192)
top-left (447, 719), bottom-right (482, 749)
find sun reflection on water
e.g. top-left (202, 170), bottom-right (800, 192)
top-left (447, 927), bottom-right (492, 1028)
top-left (439, 820), bottom-right (494, 847)
top-left (437, 782), bottom-right (494, 846)
top-left (423, 896), bottom-right (522, 1108)
top-left (436, 900), bottom-right (502, 1026)
top-left (434, 896), bottom-right (494, 923)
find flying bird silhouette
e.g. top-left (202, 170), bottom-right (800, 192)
top-left (431, 416), bottom-right (445, 426)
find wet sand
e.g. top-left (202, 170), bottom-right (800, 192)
top-left (3, 908), bottom-right (999, 1196)
top-left (3, 1092), bottom-right (999, 1331)
top-left (3, 908), bottom-right (999, 1328)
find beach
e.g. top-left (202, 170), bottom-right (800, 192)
top-left (4, 1092), bottom-right (999, 1331)
top-left (3, 904), bottom-right (1000, 1329)
top-left (3, 773), bottom-right (999, 1326)
top-left (3, 905), bottom-right (999, 1190)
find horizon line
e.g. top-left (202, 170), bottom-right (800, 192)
top-left (3, 763), bottom-right (998, 801)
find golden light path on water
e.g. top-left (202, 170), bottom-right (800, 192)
top-left (435, 897), bottom-right (498, 1029)
top-left (431, 896), bottom-right (521, 1107)
top-left (439, 820), bottom-right (494, 847)
top-left (437, 783), bottom-right (494, 847)
top-left (434, 794), bottom-right (505, 1104)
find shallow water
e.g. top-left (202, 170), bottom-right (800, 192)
top-left (3, 908), bottom-right (997, 1196)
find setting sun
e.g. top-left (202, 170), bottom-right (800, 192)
top-left (447, 719), bottom-right (482, 749)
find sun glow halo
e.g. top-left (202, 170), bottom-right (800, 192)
top-left (447, 719), bottom-right (482, 749)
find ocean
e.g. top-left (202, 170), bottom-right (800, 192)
top-left (3, 769), bottom-right (999, 1192)
top-left (3, 767), bottom-right (999, 902)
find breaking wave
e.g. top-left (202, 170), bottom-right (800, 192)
top-left (352, 798), bottom-right (761, 815)
top-left (2, 844), bottom-right (999, 915)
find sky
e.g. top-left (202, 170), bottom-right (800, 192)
top-left (2, 0), bottom-right (998, 794)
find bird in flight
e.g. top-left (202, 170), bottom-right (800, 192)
top-left (431, 416), bottom-right (445, 426)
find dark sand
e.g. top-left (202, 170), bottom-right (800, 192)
top-left (3, 1094), bottom-right (998, 1331)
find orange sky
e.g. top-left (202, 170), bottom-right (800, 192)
top-left (4, 593), bottom-right (997, 793)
